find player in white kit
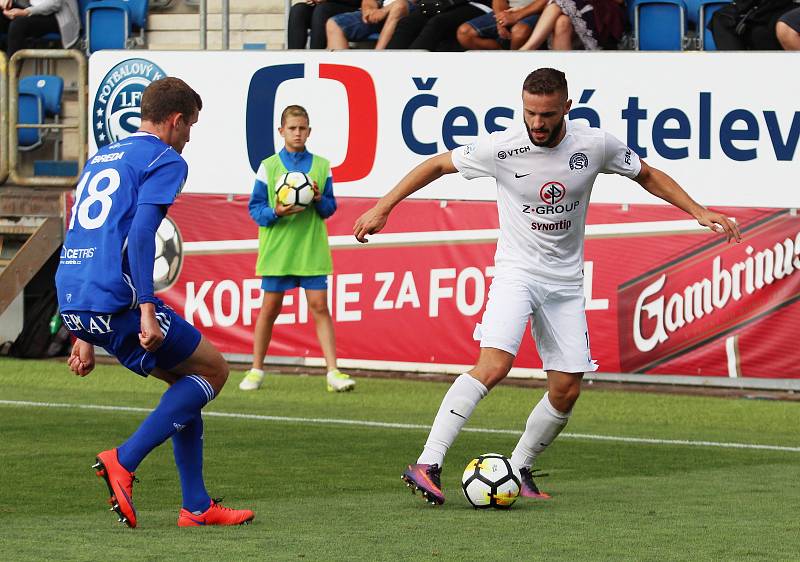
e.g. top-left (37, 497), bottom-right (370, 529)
top-left (353, 68), bottom-right (741, 505)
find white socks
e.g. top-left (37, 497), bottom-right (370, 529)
top-left (510, 392), bottom-right (571, 470)
top-left (417, 374), bottom-right (488, 467)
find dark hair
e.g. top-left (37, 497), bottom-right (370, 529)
top-left (140, 77), bottom-right (202, 124)
top-left (522, 68), bottom-right (568, 98)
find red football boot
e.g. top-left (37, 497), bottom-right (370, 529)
top-left (177, 499), bottom-right (255, 527)
top-left (93, 449), bottom-right (138, 528)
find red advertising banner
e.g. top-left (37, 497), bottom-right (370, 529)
top-left (157, 195), bottom-right (800, 379)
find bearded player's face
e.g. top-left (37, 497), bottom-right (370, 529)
top-left (522, 90), bottom-right (571, 148)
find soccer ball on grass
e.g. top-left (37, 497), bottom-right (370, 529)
top-left (275, 171), bottom-right (314, 207)
top-left (461, 453), bottom-right (521, 509)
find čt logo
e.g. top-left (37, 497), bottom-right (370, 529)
top-left (245, 64), bottom-right (378, 183)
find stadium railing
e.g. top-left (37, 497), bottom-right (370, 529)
top-left (8, 50), bottom-right (87, 187)
top-left (0, 53), bottom-right (8, 185)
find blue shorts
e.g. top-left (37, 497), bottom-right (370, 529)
top-left (60, 302), bottom-right (202, 377)
top-left (331, 2), bottom-right (415, 41)
top-left (261, 275), bottom-right (329, 292)
top-left (465, 12), bottom-right (540, 48)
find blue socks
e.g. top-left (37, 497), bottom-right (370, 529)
top-left (172, 412), bottom-right (212, 513)
top-left (117, 375), bottom-right (215, 473)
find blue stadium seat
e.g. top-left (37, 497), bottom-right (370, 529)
top-left (630, 0), bottom-right (687, 51)
top-left (17, 76), bottom-right (64, 152)
top-left (17, 92), bottom-right (44, 151)
top-left (84, 0), bottom-right (148, 54)
top-left (698, 0), bottom-right (731, 50)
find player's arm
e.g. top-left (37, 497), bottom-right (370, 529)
top-left (128, 203), bottom-right (168, 351)
top-left (634, 160), bottom-right (742, 243)
top-left (248, 167), bottom-right (301, 225)
top-left (313, 175), bottom-right (337, 219)
top-left (67, 338), bottom-right (95, 377)
top-left (353, 151), bottom-right (457, 243)
top-left (503, 0), bottom-right (547, 25)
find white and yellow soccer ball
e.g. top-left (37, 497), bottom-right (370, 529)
top-left (461, 453), bottom-right (522, 509)
top-left (153, 216), bottom-right (183, 292)
top-left (275, 171), bottom-right (314, 207)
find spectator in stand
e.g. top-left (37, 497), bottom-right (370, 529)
top-left (287, 0), bottom-right (362, 49)
top-left (326, 0), bottom-right (415, 49)
top-left (518, 0), bottom-right (625, 51)
top-left (776, 7), bottom-right (800, 50)
top-left (386, 0), bottom-right (493, 51)
top-left (457, 0), bottom-right (547, 50)
top-left (0, 0), bottom-right (80, 57)
top-left (710, 0), bottom-right (795, 50)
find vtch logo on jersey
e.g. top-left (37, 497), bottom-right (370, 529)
top-left (245, 63), bottom-right (378, 183)
top-left (93, 58), bottom-right (167, 149)
top-left (497, 145), bottom-right (530, 160)
top-left (569, 152), bottom-right (588, 170)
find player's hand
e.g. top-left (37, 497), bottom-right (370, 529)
top-left (365, 8), bottom-right (385, 24)
top-left (68, 339), bottom-right (95, 377)
top-left (497, 22), bottom-right (510, 39)
top-left (275, 201), bottom-right (305, 216)
top-left (312, 181), bottom-right (322, 202)
top-left (139, 304), bottom-right (165, 352)
top-left (499, 8), bottom-right (519, 26)
top-left (695, 209), bottom-right (742, 243)
top-left (353, 206), bottom-right (389, 243)
top-left (3, 7), bottom-right (29, 18)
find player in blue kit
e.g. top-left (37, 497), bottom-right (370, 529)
top-left (55, 77), bottom-right (254, 528)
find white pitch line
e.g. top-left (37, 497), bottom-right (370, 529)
top-left (1, 399), bottom-right (798, 453)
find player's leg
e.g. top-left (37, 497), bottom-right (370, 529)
top-left (551, 14), bottom-right (574, 49)
top-left (310, 1), bottom-right (357, 48)
top-left (509, 283), bottom-right (596, 498)
top-left (115, 335), bottom-right (225, 474)
top-left (304, 277), bottom-right (355, 392)
top-left (89, 305), bottom-right (214, 527)
top-left (456, 13), bottom-right (504, 50)
top-left (374, 0), bottom-right (411, 49)
top-left (287, 2), bottom-right (314, 48)
top-left (776, 20), bottom-right (800, 50)
top-left (136, 336), bottom-right (253, 526)
top-left (518, 3), bottom-right (562, 50)
top-left (242, 284), bottom-right (285, 390)
top-left (402, 274), bottom-right (531, 504)
top-left (326, 10), bottom-right (358, 49)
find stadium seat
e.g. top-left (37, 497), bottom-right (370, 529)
top-left (17, 91), bottom-right (44, 151)
top-left (17, 76), bottom-right (64, 152)
top-left (630, 0), bottom-right (687, 51)
top-left (84, 0), bottom-right (148, 54)
top-left (698, 0), bottom-right (731, 50)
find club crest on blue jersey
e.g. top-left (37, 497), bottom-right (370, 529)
top-left (93, 58), bottom-right (167, 148)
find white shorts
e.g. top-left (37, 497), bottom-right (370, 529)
top-left (473, 273), bottom-right (599, 373)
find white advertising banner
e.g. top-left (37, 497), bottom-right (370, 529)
top-left (88, 51), bottom-right (799, 208)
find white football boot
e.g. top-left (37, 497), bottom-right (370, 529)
top-left (239, 369), bottom-right (265, 391)
top-left (326, 370), bottom-right (355, 392)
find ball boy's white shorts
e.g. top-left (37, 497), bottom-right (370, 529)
top-left (473, 272), bottom-right (599, 373)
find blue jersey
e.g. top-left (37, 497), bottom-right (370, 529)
top-left (56, 133), bottom-right (188, 313)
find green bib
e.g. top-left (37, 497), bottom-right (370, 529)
top-left (255, 154), bottom-right (333, 277)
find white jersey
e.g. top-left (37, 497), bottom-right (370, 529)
top-left (451, 120), bottom-right (641, 284)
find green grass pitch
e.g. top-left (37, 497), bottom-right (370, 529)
top-left (1, 357), bottom-right (799, 560)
